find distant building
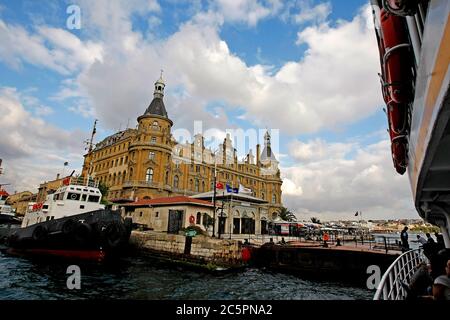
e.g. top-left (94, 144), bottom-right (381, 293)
top-left (6, 191), bottom-right (36, 215)
top-left (122, 196), bottom-right (214, 234)
top-left (81, 74), bottom-right (283, 218)
top-left (36, 174), bottom-right (70, 202)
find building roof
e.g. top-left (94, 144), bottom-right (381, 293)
top-left (191, 190), bottom-right (268, 204)
top-left (144, 97), bottom-right (168, 118)
top-left (260, 145), bottom-right (278, 162)
top-left (121, 195), bottom-right (213, 207)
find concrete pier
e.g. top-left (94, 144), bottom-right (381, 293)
top-left (130, 230), bottom-right (247, 270)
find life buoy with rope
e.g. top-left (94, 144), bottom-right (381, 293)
top-left (189, 215), bottom-right (195, 224)
top-left (323, 233), bottom-right (330, 242)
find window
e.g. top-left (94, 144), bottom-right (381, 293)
top-left (88, 195), bottom-right (100, 203)
top-left (80, 205), bottom-right (85, 209)
top-left (146, 168), bottom-right (154, 183)
top-left (202, 181), bottom-right (205, 192)
top-left (174, 175), bottom-right (179, 189)
top-left (81, 194), bottom-right (87, 201)
top-left (272, 194), bottom-right (276, 204)
top-left (139, 212), bottom-right (143, 217)
top-left (155, 212), bottom-right (159, 218)
top-left (165, 171), bottom-right (169, 185)
top-left (67, 192), bottom-right (81, 201)
top-left (149, 152), bottom-right (155, 160)
top-left (151, 137), bottom-right (157, 143)
top-left (262, 193), bottom-right (265, 200)
top-left (196, 212), bottom-right (201, 224)
top-left (195, 179), bottom-right (199, 192)
top-left (152, 121), bottom-right (159, 130)
top-left (189, 179), bottom-right (193, 190)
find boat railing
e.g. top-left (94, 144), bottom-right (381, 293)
top-left (373, 248), bottom-right (428, 300)
top-left (66, 176), bottom-right (99, 188)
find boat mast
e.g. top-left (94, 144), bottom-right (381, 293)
top-left (87, 119), bottom-right (98, 153)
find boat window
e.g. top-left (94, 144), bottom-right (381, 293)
top-left (88, 195), bottom-right (100, 203)
top-left (43, 204), bottom-right (49, 209)
top-left (46, 216), bottom-right (50, 221)
top-left (81, 194), bottom-right (88, 201)
top-left (80, 205), bottom-right (85, 209)
top-left (67, 192), bottom-right (81, 201)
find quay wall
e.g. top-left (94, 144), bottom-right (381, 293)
top-left (130, 231), bottom-right (245, 268)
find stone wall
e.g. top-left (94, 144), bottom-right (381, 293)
top-left (130, 230), bottom-right (245, 267)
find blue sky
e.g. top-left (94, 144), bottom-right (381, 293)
top-left (0, 0), bottom-right (417, 220)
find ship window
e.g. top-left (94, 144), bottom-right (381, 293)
top-left (82, 194), bottom-right (87, 201)
top-left (43, 204), bottom-right (49, 209)
top-left (67, 192), bottom-right (81, 201)
top-left (88, 195), bottom-right (100, 203)
top-left (46, 216), bottom-right (50, 221)
top-left (155, 212), bottom-right (159, 217)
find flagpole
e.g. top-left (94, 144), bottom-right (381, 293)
top-left (212, 160), bottom-right (217, 237)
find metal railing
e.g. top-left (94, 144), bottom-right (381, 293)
top-left (374, 248), bottom-right (427, 300)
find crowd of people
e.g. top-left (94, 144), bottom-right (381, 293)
top-left (400, 227), bottom-right (449, 300)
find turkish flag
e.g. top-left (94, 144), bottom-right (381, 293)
top-left (216, 182), bottom-right (224, 189)
top-left (63, 177), bottom-right (71, 185)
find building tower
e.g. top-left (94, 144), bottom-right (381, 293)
top-left (127, 72), bottom-right (174, 199)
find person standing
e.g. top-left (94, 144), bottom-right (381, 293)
top-left (400, 226), bottom-right (410, 252)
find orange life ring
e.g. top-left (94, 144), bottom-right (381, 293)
top-left (189, 215), bottom-right (195, 224)
top-left (323, 233), bottom-right (329, 242)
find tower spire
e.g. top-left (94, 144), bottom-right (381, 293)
top-left (154, 70), bottom-right (165, 99)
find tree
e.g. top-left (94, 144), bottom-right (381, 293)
top-left (277, 207), bottom-right (297, 222)
top-left (311, 217), bottom-right (321, 224)
top-left (98, 182), bottom-right (110, 205)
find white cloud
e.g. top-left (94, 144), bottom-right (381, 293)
top-left (293, 1), bottom-right (332, 25)
top-left (0, 87), bottom-right (88, 192)
top-left (0, 20), bottom-right (103, 75)
top-left (289, 138), bottom-right (355, 163)
top-left (212, 0), bottom-right (283, 26)
top-left (281, 138), bottom-right (416, 220)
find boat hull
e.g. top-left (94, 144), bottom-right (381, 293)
top-left (3, 209), bottom-right (132, 260)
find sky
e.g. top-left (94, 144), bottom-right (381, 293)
top-left (0, 0), bottom-right (418, 221)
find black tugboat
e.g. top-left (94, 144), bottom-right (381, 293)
top-left (3, 176), bottom-right (132, 261)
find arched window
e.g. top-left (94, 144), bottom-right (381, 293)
top-left (165, 171), bottom-right (169, 185)
top-left (152, 121), bottom-right (159, 130)
top-left (123, 171), bottom-right (126, 183)
top-left (129, 168), bottom-right (133, 180)
top-left (262, 192), bottom-right (265, 200)
top-left (272, 194), bottom-right (276, 204)
top-left (174, 175), bottom-right (179, 189)
top-left (202, 181), bottom-right (205, 192)
top-left (196, 212), bottom-right (201, 224)
top-left (189, 179), bottom-right (193, 190)
top-left (195, 179), bottom-right (199, 192)
top-left (146, 168), bottom-right (153, 183)
top-left (149, 152), bottom-right (155, 160)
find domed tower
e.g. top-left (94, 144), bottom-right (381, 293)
top-left (129, 72), bottom-right (174, 199)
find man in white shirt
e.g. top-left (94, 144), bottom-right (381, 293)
top-left (416, 234), bottom-right (427, 245)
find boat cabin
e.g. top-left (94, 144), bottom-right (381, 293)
top-left (22, 177), bottom-right (105, 228)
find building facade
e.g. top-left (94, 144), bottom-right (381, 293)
top-left (82, 75), bottom-right (283, 218)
